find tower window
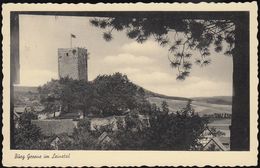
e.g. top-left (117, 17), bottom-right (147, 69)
top-left (66, 53), bottom-right (69, 56)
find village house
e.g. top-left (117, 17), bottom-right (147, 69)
top-left (50, 134), bottom-right (73, 150)
top-left (199, 126), bottom-right (229, 151)
top-left (203, 137), bottom-right (227, 151)
top-left (90, 114), bottom-right (150, 131)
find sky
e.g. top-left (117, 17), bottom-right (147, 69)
top-left (19, 15), bottom-right (233, 97)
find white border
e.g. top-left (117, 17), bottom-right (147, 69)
top-left (2, 3), bottom-right (258, 167)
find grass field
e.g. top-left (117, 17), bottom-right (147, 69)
top-left (147, 97), bottom-right (188, 112)
top-left (147, 96), bottom-right (232, 116)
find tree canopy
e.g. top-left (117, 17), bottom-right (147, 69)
top-left (112, 100), bottom-right (207, 150)
top-left (90, 17), bottom-right (235, 80)
top-left (92, 72), bottom-right (139, 116)
top-left (38, 73), bottom-right (149, 117)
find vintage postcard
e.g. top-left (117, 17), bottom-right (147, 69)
top-left (2, 2), bottom-right (258, 167)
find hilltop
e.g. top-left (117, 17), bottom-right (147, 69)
top-left (192, 96), bottom-right (232, 105)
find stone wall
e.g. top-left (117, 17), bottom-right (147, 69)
top-left (77, 48), bottom-right (88, 81)
top-left (58, 48), bottom-right (88, 81)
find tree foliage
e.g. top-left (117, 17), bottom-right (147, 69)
top-left (39, 73), bottom-right (146, 117)
top-left (14, 112), bottom-right (48, 149)
top-left (144, 100), bottom-right (207, 150)
top-left (92, 72), bottom-right (139, 116)
top-left (112, 100), bottom-right (207, 150)
top-left (90, 17), bottom-right (235, 80)
top-left (39, 77), bottom-right (98, 116)
top-left (161, 100), bottom-right (170, 114)
top-left (71, 119), bottom-right (97, 150)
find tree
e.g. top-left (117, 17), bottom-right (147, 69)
top-left (112, 101), bottom-right (207, 150)
top-left (161, 101), bottom-right (169, 114)
top-left (38, 77), bottom-right (94, 116)
top-left (38, 79), bottom-right (63, 115)
top-left (72, 119), bottom-right (97, 150)
top-left (14, 112), bottom-right (47, 149)
top-left (90, 17), bottom-right (234, 80)
top-left (113, 112), bottom-right (151, 150)
top-left (92, 72), bottom-right (139, 116)
top-left (89, 14), bottom-right (249, 150)
top-left (38, 73), bottom-right (147, 117)
top-left (143, 101), bottom-right (207, 150)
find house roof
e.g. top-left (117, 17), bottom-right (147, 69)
top-left (51, 133), bottom-right (73, 143)
top-left (218, 136), bottom-right (230, 149)
top-left (34, 105), bottom-right (45, 112)
top-left (14, 111), bottom-right (20, 118)
top-left (201, 126), bottom-right (214, 135)
top-left (218, 136), bottom-right (230, 144)
top-left (97, 132), bottom-right (113, 144)
top-left (203, 137), bottom-right (227, 151)
top-left (57, 112), bottom-right (81, 119)
top-left (98, 132), bottom-right (109, 142)
top-left (14, 106), bottom-right (26, 113)
top-left (31, 119), bottom-right (76, 136)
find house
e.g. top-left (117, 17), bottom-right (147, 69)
top-left (15, 105), bottom-right (45, 118)
top-left (96, 132), bottom-right (115, 150)
top-left (57, 111), bottom-right (83, 120)
top-left (199, 127), bottom-right (215, 146)
top-left (90, 115), bottom-right (126, 131)
top-left (14, 106), bottom-right (26, 115)
top-left (89, 114), bottom-right (150, 131)
top-left (137, 114), bottom-right (150, 128)
top-left (50, 134), bottom-right (73, 150)
top-left (13, 111), bottom-right (21, 128)
top-left (218, 136), bottom-right (230, 150)
top-left (33, 105), bottom-right (45, 113)
top-left (37, 111), bottom-right (61, 120)
top-left (37, 105), bottom-right (62, 120)
top-left (208, 123), bottom-right (231, 149)
top-left (203, 137), bottom-right (227, 151)
top-left (90, 116), bottom-right (119, 131)
top-left (199, 126), bottom-right (229, 151)
top-left (31, 119), bottom-right (76, 136)
top-left (97, 132), bottom-right (112, 144)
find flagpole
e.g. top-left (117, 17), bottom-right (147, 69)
top-left (70, 35), bottom-right (72, 48)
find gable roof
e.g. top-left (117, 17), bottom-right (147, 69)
top-left (201, 126), bottom-right (215, 135)
top-left (98, 132), bottom-right (109, 142)
top-left (14, 111), bottom-right (20, 118)
top-left (203, 137), bottom-right (227, 151)
top-left (14, 106), bottom-right (26, 113)
top-left (31, 119), bottom-right (76, 136)
top-left (90, 117), bottom-right (118, 131)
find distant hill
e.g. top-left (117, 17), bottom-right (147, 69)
top-left (138, 86), bottom-right (191, 101)
top-left (191, 96), bottom-right (232, 105)
top-left (142, 87), bottom-right (232, 115)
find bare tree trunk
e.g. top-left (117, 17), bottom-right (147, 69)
top-left (10, 12), bottom-right (20, 149)
top-left (230, 13), bottom-right (250, 150)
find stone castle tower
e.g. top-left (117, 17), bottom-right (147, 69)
top-left (58, 48), bottom-right (88, 81)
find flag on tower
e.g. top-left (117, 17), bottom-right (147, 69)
top-left (71, 34), bottom-right (76, 38)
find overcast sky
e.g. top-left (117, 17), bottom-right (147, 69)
top-left (19, 15), bottom-right (233, 97)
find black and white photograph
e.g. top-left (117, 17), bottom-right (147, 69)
top-left (2, 3), bottom-right (258, 167)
